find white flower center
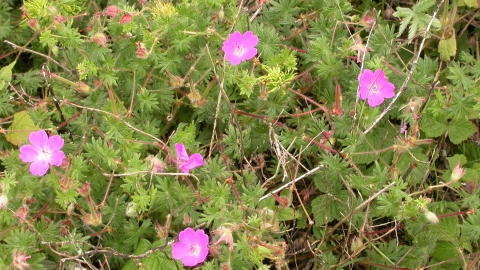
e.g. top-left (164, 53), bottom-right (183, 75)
top-left (189, 244), bottom-right (200, 256)
top-left (234, 45), bottom-right (245, 57)
top-left (38, 148), bottom-right (52, 162)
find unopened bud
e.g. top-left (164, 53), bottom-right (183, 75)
top-left (119, 12), bottom-right (133, 24)
top-left (15, 206), bottom-right (29, 223)
top-left (67, 203), bottom-right (75, 216)
top-left (77, 81), bottom-right (91, 93)
top-left (91, 32), bottom-right (107, 47)
top-left (424, 211), bottom-right (439, 224)
top-left (136, 42), bottom-right (149, 59)
top-left (104, 5), bottom-right (120, 18)
top-left (0, 194), bottom-right (8, 209)
top-left (125, 202), bottom-right (138, 218)
top-left (78, 182), bottom-right (91, 196)
top-left (351, 236), bottom-right (363, 254)
top-left (28, 18), bottom-right (39, 31)
top-left (451, 161), bottom-right (465, 182)
top-left (54, 15), bottom-right (66, 24)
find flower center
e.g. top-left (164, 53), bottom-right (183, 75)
top-left (369, 83), bottom-right (380, 94)
top-left (38, 149), bottom-right (51, 162)
top-left (234, 45), bottom-right (245, 57)
top-left (189, 244), bottom-right (200, 256)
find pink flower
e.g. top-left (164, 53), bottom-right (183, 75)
top-left (222, 31), bottom-right (258, 66)
top-left (358, 69), bottom-right (395, 107)
top-left (12, 250), bottom-right (31, 270)
top-left (175, 143), bottom-right (205, 173)
top-left (172, 228), bottom-right (209, 267)
top-left (19, 130), bottom-right (65, 176)
top-left (104, 5), bottom-right (120, 18)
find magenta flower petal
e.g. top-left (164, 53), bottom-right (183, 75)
top-left (172, 228), bottom-right (209, 267)
top-left (174, 144), bottom-right (205, 173)
top-left (49, 151), bottom-right (65, 166)
top-left (30, 159), bottom-right (49, 176)
top-left (175, 143), bottom-right (189, 161)
top-left (242, 31), bottom-right (259, 47)
top-left (29, 130), bottom-right (48, 150)
top-left (47, 135), bottom-right (64, 151)
top-left (358, 69), bottom-right (395, 108)
top-left (19, 145), bottom-right (40, 162)
top-left (179, 154), bottom-right (205, 173)
top-left (222, 31), bottom-right (259, 66)
top-left (19, 130), bottom-right (65, 176)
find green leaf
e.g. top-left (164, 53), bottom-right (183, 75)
top-left (447, 118), bottom-right (476, 144)
top-left (393, 0), bottom-right (440, 42)
top-left (436, 216), bottom-right (460, 241)
top-left (277, 207), bottom-right (301, 221)
top-left (420, 114), bottom-right (447, 137)
top-left (431, 241), bottom-right (461, 269)
top-left (459, 213), bottom-right (480, 242)
top-left (0, 61), bottom-right (16, 91)
top-left (5, 111), bottom-right (40, 145)
top-left (438, 34), bottom-right (456, 61)
top-left (464, 0), bottom-right (479, 8)
top-left (447, 62), bottom-right (475, 91)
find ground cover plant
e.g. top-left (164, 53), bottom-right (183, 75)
top-left (0, 0), bottom-right (480, 269)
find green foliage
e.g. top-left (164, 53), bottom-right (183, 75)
top-left (393, 0), bottom-right (441, 42)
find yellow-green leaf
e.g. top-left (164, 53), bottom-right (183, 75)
top-left (438, 34), bottom-right (457, 61)
top-left (5, 111), bottom-right (39, 145)
top-left (0, 61), bottom-right (16, 91)
top-left (464, 0), bottom-right (479, 8)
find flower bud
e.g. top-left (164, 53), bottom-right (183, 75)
top-left (77, 81), bottom-right (92, 93)
top-left (0, 193), bottom-right (7, 209)
top-left (15, 206), bottom-right (29, 223)
top-left (78, 182), bottom-right (91, 196)
top-left (360, 14), bottom-right (375, 29)
top-left (67, 203), bottom-right (75, 216)
top-left (213, 226), bottom-right (234, 247)
top-left (54, 15), bottom-right (66, 24)
top-left (12, 250), bottom-right (31, 270)
top-left (136, 42), bottom-right (149, 59)
top-left (424, 211), bottom-right (439, 224)
top-left (91, 32), bottom-right (107, 47)
top-left (28, 18), bottom-right (39, 31)
top-left (119, 12), bottom-right (133, 24)
top-left (125, 202), bottom-right (138, 218)
top-left (351, 236), bottom-right (363, 254)
top-left (451, 161), bottom-right (465, 182)
top-left (104, 5), bottom-right (120, 18)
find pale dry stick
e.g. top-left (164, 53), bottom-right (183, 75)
top-left (261, 123), bottom-right (294, 188)
top-left (259, 166), bottom-right (323, 201)
top-left (63, 100), bottom-right (168, 149)
top-left (4, 40), bottom-right (74, 76)
top-left (127, 71), bottom-right (136, 116)
top-left (363, 0), bottom-right (445, 135)
top-left (59, 239), bottom-right (176, 262)
top-left (249, 3), bottom-right (263, 23)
